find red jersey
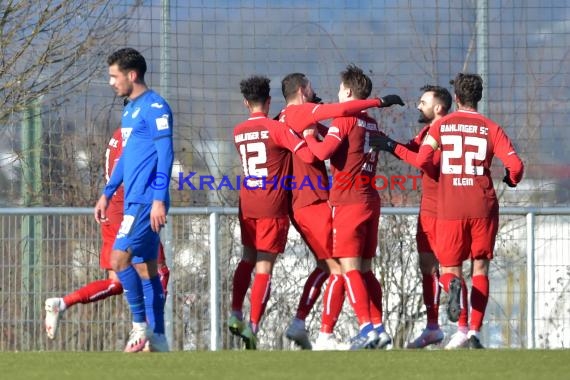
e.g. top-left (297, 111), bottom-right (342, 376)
top-left (417, 110), bottom-right (524, 220)
top-left (105, 128), bottom-right (124, 224)
top-left (393, 124), bottom-right (439, 217)
top-left (278, 108), bottom-right (329, 210)
top-left (234, 112), bottom-right (315, 218)
top-left (283, 98), bottom-right (381, 133)
top-left (305, 111), bottom-right (381, 206)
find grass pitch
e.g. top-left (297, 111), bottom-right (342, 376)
top-left (1, 350), bottom-right (568, 380)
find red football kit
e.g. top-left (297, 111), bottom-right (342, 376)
top-left (417, 110), bottom-right (524, 266)
top-left (278, 108), bottom-right (332, 260)
top-left (305, 110), bottom-right (387, 328)
top-left (234, 111), bottom-right (315, 253)
top-left (305, 111), bottom-right (382, 259)
top-left (393, 124), bottom-right (439, 253)
top-left (100, 128), bottom-right (125, 269)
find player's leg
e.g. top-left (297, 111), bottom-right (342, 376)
top-left (133, 256), bottom-right (167, 352)
top-left (407, 214), bottom-right (444, 348)
top-left (466, 216), bottom-right (497, 349)
top-left (229, 215), bottom-right (257, 337)
top-left (360, 205), bottom-right (391, 349)
top-left (44, 271), bottom-right (123, 340)
top-left (435, 219), bottom-right (472, 349)
top-left (45, 223), bottom-right (123, 340)
top-left (112, 203), bottom-right (153, 353)
top-left (314, 258), bottom-right (348, 350)
top-left (241, 216), bottom-right (289, 350)
top-left (242, 251), bottom-right (277, 350)
top-left (286, 203), bottom-right (331, 349)
top-left (156, 242), bottom-right (170, 296)
top-left (333, 204), bottom-right (377, 350)
top-left (362, 258), bottom-right (391, 349)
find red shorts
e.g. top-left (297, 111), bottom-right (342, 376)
top-left (100, 222), bottom-right (120, 270)
top-left (436, 217), bottom-right (498, 267)
top-left (292, 201), bottom-right (333, 260)
top-left (332, 202), bottom-right (379, 259)
top-left (240, 215), bottom-right (290, 254)
top-left (416, 214), bottom-right (437, 255)
top-left (100, 221), bottom-right (167, 270)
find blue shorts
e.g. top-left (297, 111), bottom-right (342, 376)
top-left (113, 202), bottom-right (160, 263)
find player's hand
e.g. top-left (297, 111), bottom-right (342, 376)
top-left (503, 168), bottom-right (517, 188)
top-left (380, 94), bottom-right (405, 107)
top-left (303, 126), bottom-right (317, 138)
top-left (150, 200), bottom-right (168, 232)
top-left (94, 195), bottom-right (109, 224)
top-left (369, 134), bottom-right (398, 153)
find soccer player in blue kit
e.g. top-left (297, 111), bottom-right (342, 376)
top-left (94, 48), bottom-right (174, 353)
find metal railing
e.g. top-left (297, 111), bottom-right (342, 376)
top-left (1, 206), bottom-right (569, 351)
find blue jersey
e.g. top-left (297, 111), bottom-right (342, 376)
top-left (104, 90), bottom-right (174, 205)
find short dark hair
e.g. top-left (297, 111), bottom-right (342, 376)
top-left (281, 73), bottom-right (309, 102)
top-left (107, 48), bottom-right (147, 81)
top-left (340, 64), bottom-right (372, 100)
top-left (240, 75), bottom-right (271, 105)
top-left (450, 73), bottom-right (483, 108)
top-left (420, 85), bottom-right (453, 113)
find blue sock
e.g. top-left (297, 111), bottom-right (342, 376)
top-left (116, 265), bottom-right (146, 323)
top-left (142, 275), bottom-right (165, 334)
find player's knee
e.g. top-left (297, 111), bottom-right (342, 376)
top-left (110, 250), bottom-right (130, 272)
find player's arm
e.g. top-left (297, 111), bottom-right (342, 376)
top-left (153, 135), bottom-right (174, 201)
top-left (148, 103), bottom-right (174, 232)
top-left (103, 154), bottom-right (124, 200)
top-left (273, 123), bottom-right (317, 164)
top-left (292, 142), bottom-right (318, 164)
top-left (369, 132), bottom-right (426, 168)
top-left (417, 134), bottom-right (440, 179)
top-left (311, 98), bottom-right (381, 122)
top-left (96, 157), bottom-right (123, 224)
top-left (286, 97), bottom-right (398, 134)
top-left (493, 128), bottom-right (524, 187)
top-left (303, 119), bottom-right (347, 161)
top-left (151, 133), bottom-right (173, 232)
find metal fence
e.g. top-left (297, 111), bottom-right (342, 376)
top-left (1, 206), bottom-right (569, 351)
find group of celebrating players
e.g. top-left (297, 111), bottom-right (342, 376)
top-left (229, 68), bottom-right (523, 350)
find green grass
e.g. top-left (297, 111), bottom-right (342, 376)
top-left (1, 350), bottom-right (569, 380)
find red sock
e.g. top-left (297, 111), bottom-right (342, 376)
top-left (62, 279), bottom-right (123, 307)
top-left (458, 278), bottom-right (469, 328)
top-left (158, 264), bottom-right (170, 296)
top-left (362, 271), bottom-right (383, 325)
top-left (231, 260), bottom-right (255, 313)
top-left (423, 272), bottom-right (440, 327)
top-left (295, 267), bottom-right (327, 320)
top-left (470, 275), bottom-right (489, 331)
top-left (439, 272), bottom-right (457, 293)
top-left (343, 270), bottom-right (371, 326)
top-left (320, 274), bottom-right (345, 333)
top-left (249, 273), bottom-right (271, 326)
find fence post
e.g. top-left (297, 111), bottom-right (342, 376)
top-left (526, 212), bottom-right (535, 349)
top-left (209, 212), bottom-right (220, 350)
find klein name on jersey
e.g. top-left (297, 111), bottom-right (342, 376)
top-left (440, 123), bottom-right (488, 135)
top-left (453, 177), bottom-right (474, 186)
top-left (235, 130), bottom-right (269, 143)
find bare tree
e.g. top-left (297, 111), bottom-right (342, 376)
top-left (0, 0), bottom-right (143, 205)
